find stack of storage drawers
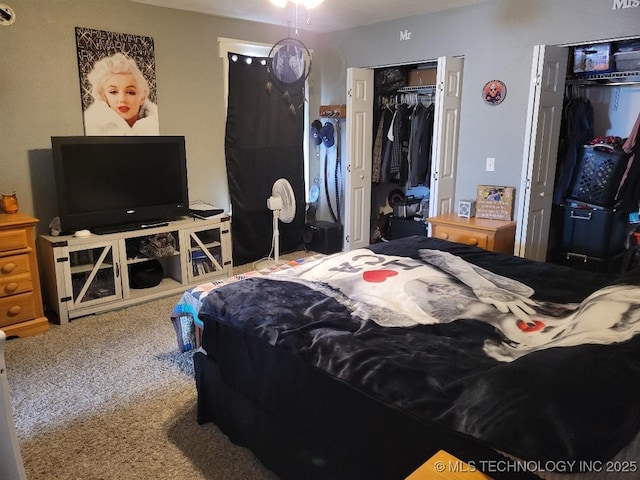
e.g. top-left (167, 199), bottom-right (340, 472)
top-left (550, 204), bottom-right (627, 273)
top-left (551, 143), bottom-right (630, 273)
top-left (0, 213), bottom-right (49, 338)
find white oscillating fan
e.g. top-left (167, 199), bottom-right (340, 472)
top-left (267, 178), bottom-right (296, 263)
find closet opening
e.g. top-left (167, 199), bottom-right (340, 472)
top-left (547, 38), bottom-right (640, 273)
top-left (371, 62), bottom-right (438, 243)
top-left (344, 57), bottom-right (462, 251)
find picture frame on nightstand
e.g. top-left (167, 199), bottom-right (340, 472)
top-left (476, 185), bottom-right (515, 221)
top-left (457, 200), bottom-right (476, 218)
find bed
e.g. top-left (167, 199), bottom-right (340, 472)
top-left (192, 236), bottom-right (640, 480)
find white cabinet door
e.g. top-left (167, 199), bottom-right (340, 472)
top-left (515, 45), bottom-right (568, 260)
top-left (183, 223), bottom-right (232, 283)
top-left (428, 56), bottom-right (464, 219)
top-left (344, 67), bottom-right (374, 251)
top-left (61, 241), bottom-right (122, 311)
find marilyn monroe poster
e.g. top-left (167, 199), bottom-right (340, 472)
top-left (76, 27), bottom-right (159, 135)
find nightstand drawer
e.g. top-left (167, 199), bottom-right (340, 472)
top-left (0, 292), bottom-right (37, 327)
top-left (0, 228), bottom-right (29, 252)
top-left (0, 272), bottom-right (33, 297)
top-left (428, 213), bottom-right (516, 254)
top-left (0, 254), bottom-right (31, 277)
top-left (433, 225), bottom-right (489, 249)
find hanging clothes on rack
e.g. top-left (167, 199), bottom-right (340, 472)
top-left (389, 103), bottom-right (409, 183)
top-left (372, 105), bottom-right (393, 183)
top-left (617, 112), bottom-right (640, 214)
top-left (372, 112), bottom-right (385, 183)
top-left (375, 96), bottom-right (434, 185)
top-left (379, 106), bottom-right (396, 183)
top-left (408, 102), bottom-right (435, 187)
top-left (553, 95), bottom-right (594, 205)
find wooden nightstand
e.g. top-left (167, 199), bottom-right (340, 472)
top-left (428, 213), bottom-right (516, 254)
top-left (406, 450), bottom-right (493, 479)
top-left (0, 213), bottom-right (49, 338)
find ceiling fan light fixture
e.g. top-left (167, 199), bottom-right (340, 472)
top-left (301, 0), bottom-right (324, 8)
top-left (269, 0), bottom-right (325, 8)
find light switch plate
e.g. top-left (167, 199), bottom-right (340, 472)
top-left (486, 157), bottom-right (495, 172)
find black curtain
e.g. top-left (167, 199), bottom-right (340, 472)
top-left (225, 52), bottom-right (305, 266)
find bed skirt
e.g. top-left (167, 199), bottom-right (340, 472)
top-left (194, 334), bottom-right (537, 480)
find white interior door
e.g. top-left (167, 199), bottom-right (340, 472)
top-left (515, 45), bottom-right (568, 260)
top-left (428, 56), bottom-right (464, 218)
top-left (344, 67), bottom-right (374, 251)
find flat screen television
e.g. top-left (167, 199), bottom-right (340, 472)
top-left (51, 135), bottom-right (189, 235)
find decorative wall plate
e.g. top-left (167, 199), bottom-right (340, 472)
top-left (482, 80), bottom-right (506, 106)
top-left (0, 3), bottom-right (15, 26)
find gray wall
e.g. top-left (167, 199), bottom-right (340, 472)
top-left (0, 0), bottom-right (319, 234)
top-left (2, 0), bottom-right (640, 236)
top-left (319, 0), bottom-right (640, 218)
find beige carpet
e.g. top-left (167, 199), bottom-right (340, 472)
top-left (1, 252), bottom-right (321, 479)
top-left (233, 249), bottom-right (320, 275)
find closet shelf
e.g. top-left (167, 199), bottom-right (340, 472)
top-left (397, 85), bottom-right (437, 92)
top-left (566, 70), bottom-right (640, 86)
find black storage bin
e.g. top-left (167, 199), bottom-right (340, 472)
top-left (550, 250), bottom-right (625, 274)
top-left (305, 221), bottom-right (343, 254)
top-left (567, 144), bottom-right (628, 208)
top-left (392, 196), bottom-right (421, 218)
top-left (553, 203), bottom-right (627, 257)
top-left (388, 216), bottom-right (427, 240)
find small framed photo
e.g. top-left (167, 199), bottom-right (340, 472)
top-left (457, 200), bottom-right (476, 218)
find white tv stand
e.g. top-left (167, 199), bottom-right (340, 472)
top-left (38, 215), bottom-right (232, 324)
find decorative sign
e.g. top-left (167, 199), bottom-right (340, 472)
top-left (400, 29), bottom-right (412, 41)
top-left (612, 0), bottom-right (640, 10)
top-left (482, 80), bottom-right (506, 106)
top-left (476, 185), bottom-right (515, 221)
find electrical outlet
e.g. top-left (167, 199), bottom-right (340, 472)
top-left (486, 157), bottom-right (495, 172)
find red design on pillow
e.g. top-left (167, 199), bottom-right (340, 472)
top-left (517, 319), bottom-right (545, 332)
top-left (363, 270), bottom-right (399, 283)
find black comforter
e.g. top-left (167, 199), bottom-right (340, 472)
top-left (197, 237), bottom-right (640, 468)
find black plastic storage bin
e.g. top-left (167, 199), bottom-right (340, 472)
top-left (567, 144), bottom-right (628, 208)
top-left (553, 203), bottom-right (627, 257)
top-left (550, 250), bottom-right (625, 274)
top-left (304, 221), bottom-right (343, 254)
top-left (392, 196), bottom-right (422, 218)
top-left (388, 216), bottom-right (427, 240)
